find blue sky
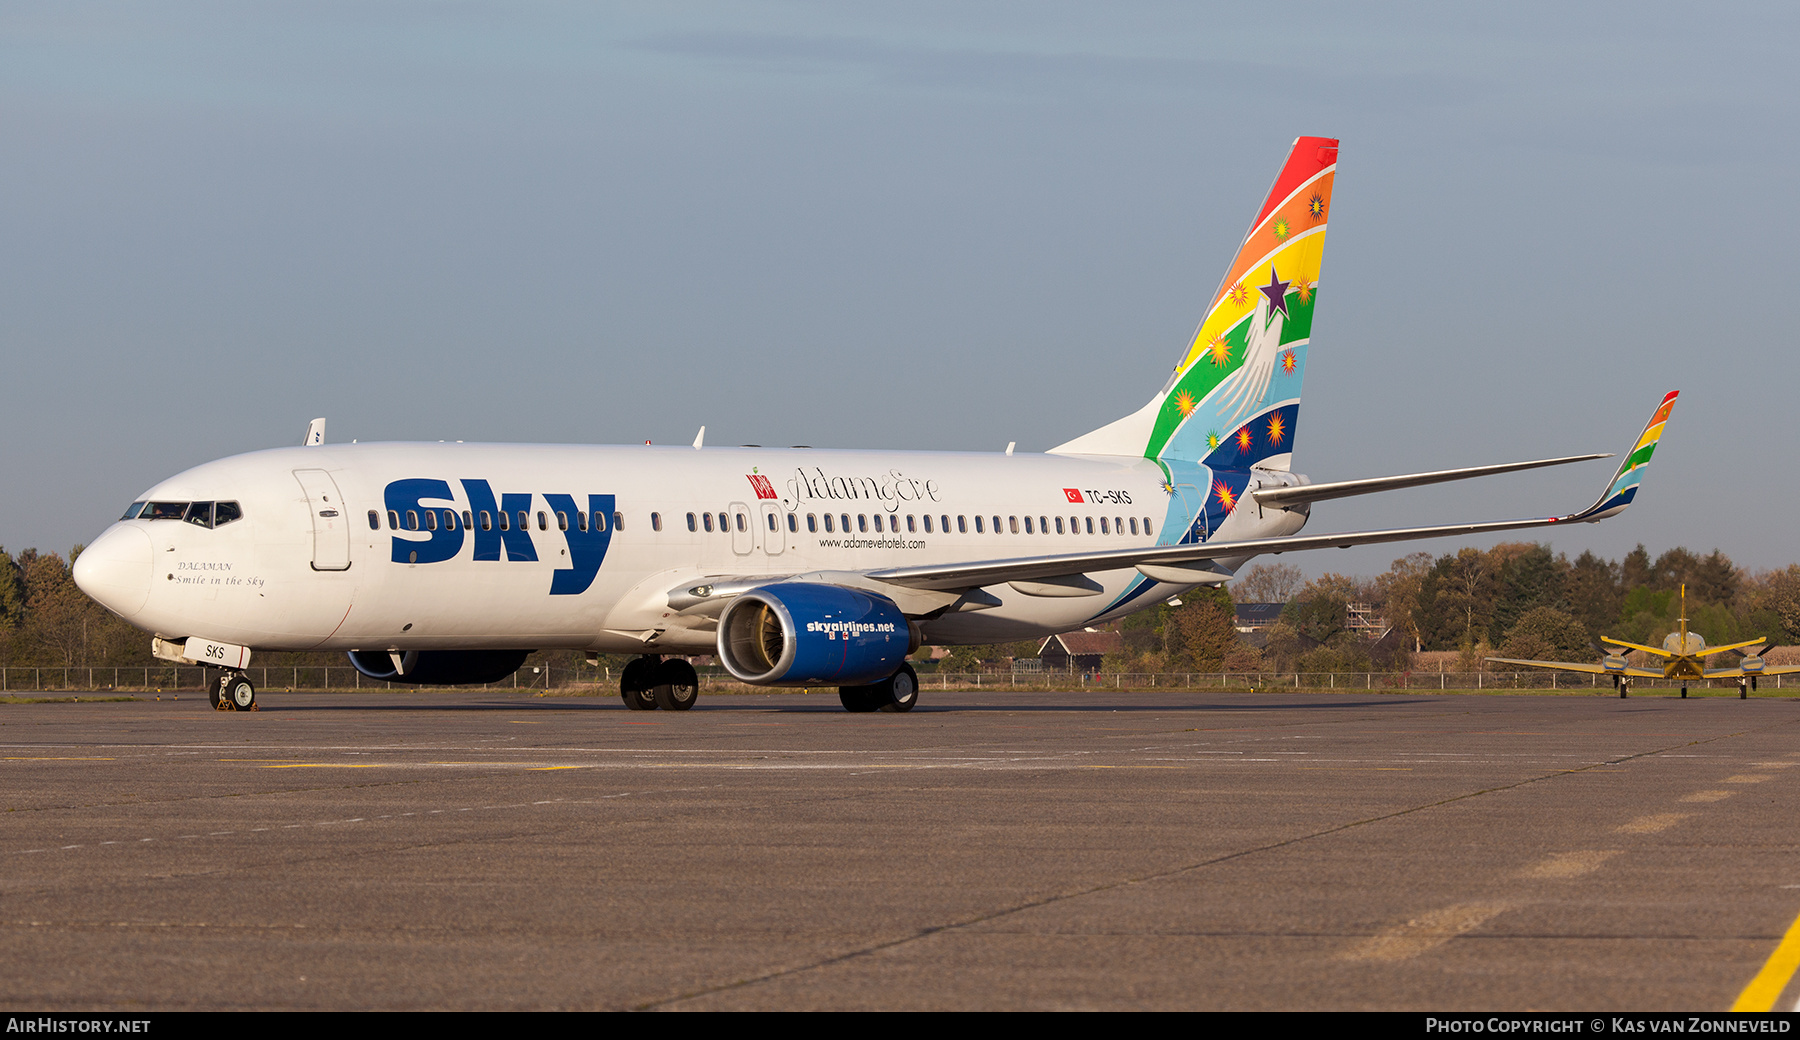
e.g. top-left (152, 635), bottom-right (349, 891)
top-left (3, 2), bottom-right (1793, 580)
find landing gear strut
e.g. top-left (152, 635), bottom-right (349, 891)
top-left (619, 656), bottom-right (698, 711)
top-left (839, 663), bottom-right (919, 713)
top-left (1615, 677), bottom-right (1630, 699)
top-left (210, 670), bottom-right (257, 711)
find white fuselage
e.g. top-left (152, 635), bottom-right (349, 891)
top-left (76, 442), bottom-right (1307, 656)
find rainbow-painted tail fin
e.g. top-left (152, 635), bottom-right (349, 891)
top-left (1570, 390), bottom-right (1679, 522)
top-left (1053, 136), bottom-right (1339, 466)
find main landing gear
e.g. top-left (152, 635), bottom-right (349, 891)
top-left (839, 663), bottom-right (919, 714)
top-left (620, 656), bottom-right (698, 711)
top-left (209, 670), bottom-right (257, 711)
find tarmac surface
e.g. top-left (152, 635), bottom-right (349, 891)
top-left (1, 686), bottom-right (1797, 1011)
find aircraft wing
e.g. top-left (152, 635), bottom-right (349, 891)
top-left (870, 392), bottom-right (1678, 594)
top-left (1703, 665), bottom-right (1800, 679)
top-left (1486, 657), bottom-right (1662, 678)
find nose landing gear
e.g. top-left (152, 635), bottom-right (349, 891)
top-left (208, 669), bottom-right (257, 711)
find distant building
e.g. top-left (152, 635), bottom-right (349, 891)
top-left (1037, 630), bottom-right (1124, 673)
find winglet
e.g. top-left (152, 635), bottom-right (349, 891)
top-left (1566, 391), bottom-right (1677, 522)
top-left (303, 418), bottom-right (326, 447)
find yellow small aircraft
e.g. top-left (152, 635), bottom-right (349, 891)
top-left (1487, 585), bottom-right (1799, 698)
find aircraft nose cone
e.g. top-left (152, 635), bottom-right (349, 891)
top-left (73, 525), bottom-right (152, 618)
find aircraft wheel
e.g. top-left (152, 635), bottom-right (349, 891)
top-left (1681, 686), bottom-right (1688, 699)
top-left (878, 664), bottom-right (919, 713)
top-left (225, 674), bottom-right (257, 711)
top-left (1741, 680), bottom-right (1749, 700)
top-left (621, 656), bottom-right (659, 711)
top-left (653, 659), bottom-right (698, 711)
top-left (210, 675), bottom-right (228, 711)
top-left (839, 685), bottom-right (882, 712)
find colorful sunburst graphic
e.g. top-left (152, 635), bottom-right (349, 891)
top-left (1206, 334), bottom-right (1232, 367)
top-left (1236, 427), bottom-right (1254, 453)
top-left (1279, 349), bottom-right (1297, 375)
top-left (1213, 479), bottom-right (1237, 511)
top-left (1226, 281), bottom-right (1251, 307)
top-left (1307, 192), bottom-right (1326, 222)
top-left (1175, 389), bottom-right (1197, 416)
top-left (1271, 216), bottom-right (1291, 240)
top-left (1266, 412), bottom-right (1286, 446)
top-left (1205, 430), bottom-right (1222, 451)
top-left (1293, 278), bottom-right (1314, 305)
top-left (1161, 481), bottom-right (1177, 496)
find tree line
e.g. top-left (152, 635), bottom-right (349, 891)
top-left (9, 541), bottom-right (1800, 677)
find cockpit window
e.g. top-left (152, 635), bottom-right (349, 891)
top-left (120, 502), bottom-right (146, 520)
top-left (136, 501), bottom-right (242, 527)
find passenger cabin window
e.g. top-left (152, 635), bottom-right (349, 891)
top-left (425, 511), bottom-right (437, 531)
top-left (839, 513), bottom-right (849, 533)
top-left (1011, 516), bottom-right (1020, 534)
top-left (1099, 517), bottom-right (1108, 534)
top-left (787, 514), bottom-right (797, 533)
top-left (957, 515), bottom-right (967, 533)
top-left (992, 516), bottom-right (1002, 534)
top-left (807, 514), bottom-right (818, 533)
top-left (462, 510), bottom-right (473, 530)
top-left (444, 510), bottom-right (456, 530)
top-left (1085, 517), bottom-right (1094, 534)
top-left (480, 511), bottom-right (492, 531)
top-left (613, 512), bottom-right (624, 531)
top-left (922, 515), bottom-right (932, 533)
top-left (858, 515), bottom-right (868, 533)
top-left (974, 516), bottom-right (984, 534)
top-left (767, 512), bottom-right (777, 531)
top-left (651, 513), bottom-right (662, 532)
top-left (823, 514), bottom-right (834, 533)
top-left (718, 512), bottom-right (728, 532)
top-left (736, 513), bottom-right (747, 532)
top-left (1129, 517), bottom-right (1138, 535)
top-left (907, 515), bottom-right (916, 533)
top-left (703, 513), bottom-right (714, 533)
top-left (388, 510), bottom-right (400, 530)
top-left (516, 511), bottom-right (529, 531)
top-left (575, 511), bottom-right (587, 532)
top-left (537, 511), bottom-right (547, 531)
top-left (557, 511), bottom-right (569, 531)
top-left (687, 512), bottom-right (698, 532)
top-left (367, 510), bottom-right (380, 530)
top-left (406, 510), bottom-right (420, 531)
top-left (497, 511), bottom-right (509, 531)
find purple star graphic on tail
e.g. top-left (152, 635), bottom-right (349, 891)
top-left (1259, 266), bottom-right (1291, 317)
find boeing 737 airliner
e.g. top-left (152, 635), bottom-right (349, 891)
top-left (72, 137), bottom-right (1678, 713)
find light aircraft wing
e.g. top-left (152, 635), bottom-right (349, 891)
top-left (1703, 665), bottom-right (1800, 679)
top-left (869, 392), bottom-right (1678, 594)
top-left (1485, 657), bottom-right (1662, 678)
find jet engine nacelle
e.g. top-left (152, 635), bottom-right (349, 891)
top-left (346, 649), bottom-right (532, 686)
top-left (716, 583), bottom-right (911, 686)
